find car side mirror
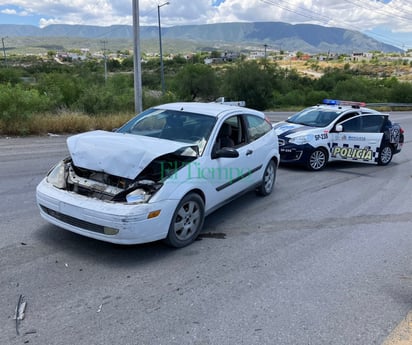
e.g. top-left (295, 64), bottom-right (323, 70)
top-left (212, 147), bottom-right (239, 159)
top-left (335, 124), bottom-right (343, 132)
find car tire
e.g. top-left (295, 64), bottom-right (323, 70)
top-left (164, 193), bottom-right (205, 248)
top-left (377, 143), bottom-right (393, 166)
top-left (307, 148), bottom-right (328, 171)
top-left (256, 159), bottom-right (277, 196)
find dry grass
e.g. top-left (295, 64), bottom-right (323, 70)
top-left (0, 112), bottom-right (134, 136)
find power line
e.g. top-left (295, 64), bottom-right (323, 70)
top-left (260, 0), bottom-right (409, 49)
top-left (344, 0), bottom-right (412, 23)
top-left (260, 0), bottom-right (331, 25)
top-left (343, 0), bottom-right (412, 48)
top-left (372, 0), bottom-right (412, 18)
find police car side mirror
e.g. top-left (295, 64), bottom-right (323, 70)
top-left (335, 124), bottom-right (343, 132)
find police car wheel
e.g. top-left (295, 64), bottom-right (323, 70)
top-left (256, 159), bottom-right (276, 196)
top-left (307, 148), bottom-right (327, 171)
top-left (378, 144), bottom-right (393, 166)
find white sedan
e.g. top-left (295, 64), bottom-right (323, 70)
top-left (36, 102), bottom-right (279, 247)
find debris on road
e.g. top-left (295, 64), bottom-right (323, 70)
top-left (14, 294), bottom-right (27, 335)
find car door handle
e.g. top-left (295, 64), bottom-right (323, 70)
top-left (246, 149), bottom-right (253, 156)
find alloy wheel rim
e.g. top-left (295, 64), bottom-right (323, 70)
top-left (381, 147), bottom-right (392, 164)
top-left (174, 201), bottom-right (201, 240)
top-left (310, 151), bottom-right (325, 170)
top-left (264, 164), bottom-right (275, 192)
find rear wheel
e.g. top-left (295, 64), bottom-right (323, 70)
top-left (378, 144), bottom-right (393, 166)
top-left (164, 193), bottom-right (205, 248)
top-left (256, 159), bottom-right (277, 196)
top-left (306, 148), bottom-right (328, 171)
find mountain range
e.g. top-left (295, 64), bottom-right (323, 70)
top-left (0, 22), bottom-right (402, 54)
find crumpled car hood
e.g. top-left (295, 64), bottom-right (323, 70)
top-left (67, 130), bottom-right (190, 179)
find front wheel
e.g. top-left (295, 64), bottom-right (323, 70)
top-left (164, 193), bottom-right (205, 248)
top-left (256, 159), bottom-right (277, 196)
top-left (306, 148), bottom-right (327, 171)
top-left (377, 144), bottom-right (393, 166)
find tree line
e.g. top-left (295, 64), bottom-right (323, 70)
top-left (1, 55), bottom-right (412, 132)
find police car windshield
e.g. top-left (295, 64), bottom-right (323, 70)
top-left (287, 108), bottom-right (341, 127)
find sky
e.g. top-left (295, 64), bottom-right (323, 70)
top-left (0, 0), bottom-right (412, 49)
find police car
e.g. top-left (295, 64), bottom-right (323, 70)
top-left (273, 99), bottom-right (404, 171)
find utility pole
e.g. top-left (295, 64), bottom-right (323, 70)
top-left (101, 40), bottom-right (108, 82)
top-left (158, 2), bottom-right (169, 94)
top-left (1, 37), bottom-right (8, 66)
top-left (132, 0), bottom-right (142, 113)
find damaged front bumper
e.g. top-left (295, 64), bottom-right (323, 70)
top-left (36, 178), bottom-right (177, 245)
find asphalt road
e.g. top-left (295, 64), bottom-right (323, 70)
top-left (1, 112), bottom-right (411, 345)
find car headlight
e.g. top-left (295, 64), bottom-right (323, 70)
top-left (289, 134), bottom-right (314, 145)
top-left (46, 160), bottom-right (67, 189)
top-left (126, 188), bottom-right (151, 204)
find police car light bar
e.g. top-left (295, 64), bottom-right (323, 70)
top-left (322, 99), bottom-right (366, 107)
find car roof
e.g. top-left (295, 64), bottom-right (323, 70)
top-left (154, 102), bottom-right (264, 118)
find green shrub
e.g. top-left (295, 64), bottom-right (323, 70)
top-left (0, 83), bottom-right (50, 123)
top-left (389, 82), bottom-right (412, 103)
top-left (220, 61), bottom-right (274, 110)
top-left (0, 67), bottom-right (24, 84)
top-left (36, 72), bottom-right (87, 110)
top-left (172, 63), bottom-right (217, 101)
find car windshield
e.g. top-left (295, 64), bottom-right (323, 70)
top-left (287, 108), bottom-right (342, 127)
top-left (117, 108), bottom-right (217, 155)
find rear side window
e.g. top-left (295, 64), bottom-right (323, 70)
top-left (361, 115), bottom-right (385, 132)
top-left (245, 115), bottom-right (272, 142)
top-left (341, 115), bottom-right (385, 133)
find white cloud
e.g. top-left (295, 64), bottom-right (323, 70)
top-left (1, 8), bottom-right (16, 14)
top-left (0, 7), bottom-right (32, 17)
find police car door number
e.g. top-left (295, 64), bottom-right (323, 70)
top-left (315, 133), bottom-right (328, 140)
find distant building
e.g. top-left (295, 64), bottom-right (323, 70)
top-left (204, 51), bottom-right (240, 64)
top-left (204, 57), bottom-right (223, 64)
top-left (221, 51), bottom-right (239, 62)
top-left (249, 51), bottom-right (266, 59)
top-left (317, 52), bottom-right (338, 61)
top-left (352, 52), bottom-right (373, 61)
top-left (56, 51), bottom-right (87, 62)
